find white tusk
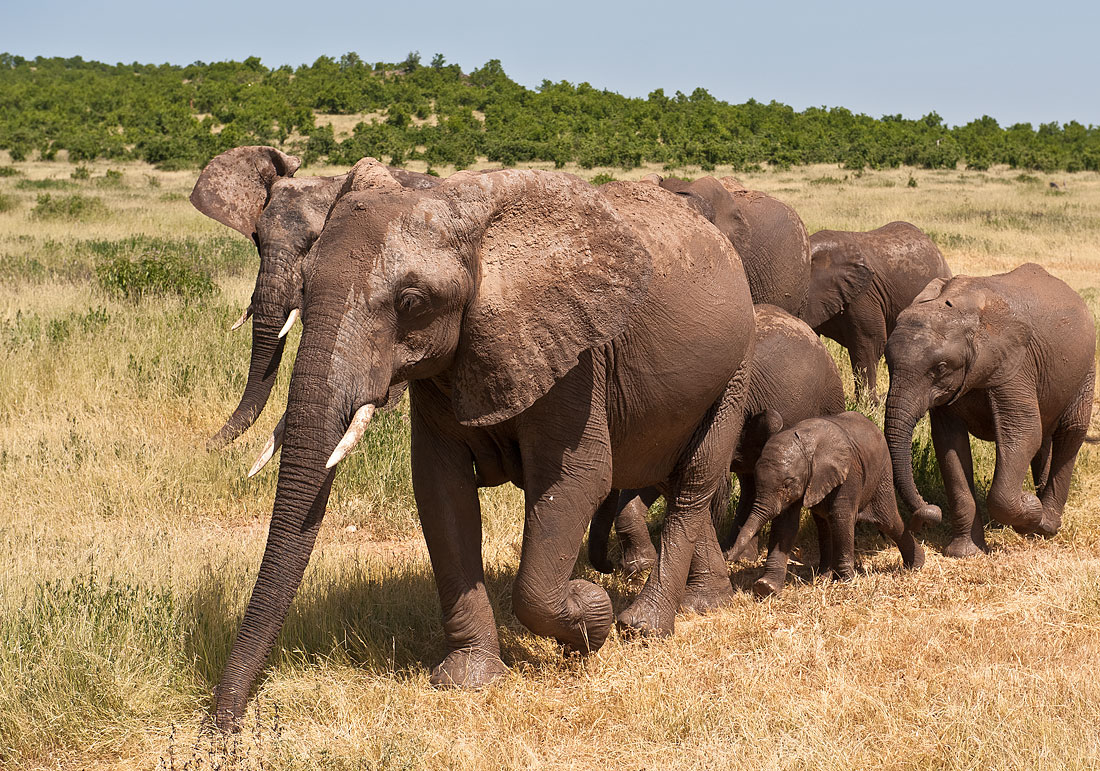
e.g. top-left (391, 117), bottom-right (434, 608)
top-left (230, 304), bottom-right (253, 331)
top-left (247, 415), bottom-right (286, 478)
top-left (277, 308), bottom-right (300, 338)
top-left (326, 404), bottom-right (376, 469)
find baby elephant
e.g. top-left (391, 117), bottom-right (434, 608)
top-left (727, 412), bottom-right (927, 596)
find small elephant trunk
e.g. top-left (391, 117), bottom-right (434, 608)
top-left (726, 499), bottom-right (777, 561)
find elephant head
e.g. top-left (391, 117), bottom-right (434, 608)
top-left (214, 161), bottom-right (652, 729)
top-left (726, 418), bottom-right (851, 560)
top-left (883, 276), bottom-right (1028, 525)
top-left (191, 147), bottom-right (440, 448)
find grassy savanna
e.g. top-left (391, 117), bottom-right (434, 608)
top-left (1, 156), bottom-right (1099, 770)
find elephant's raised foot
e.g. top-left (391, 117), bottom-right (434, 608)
top-left (943, 536), bottom-right (987, 559)
top-left (680, 580), bottom-right (733, 614)
top-left (430, 648), bottom-right (508, 689)
top-left (1014, 509), bottom-right (1061, 538)
top-left (752, 576), bottom-right (782, 598)
top-left (617, 597), bottom-right (674, 639)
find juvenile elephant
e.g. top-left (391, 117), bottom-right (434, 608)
top-left (213, 160), bottom-right (756, 731)
top-left (588, 305), bottom-right (845, 577)
top-left (805, 222), bottom-right (951, 404)
top-left (884, 263), bottom-right (1096, 558)
top-left (190, 146), bottom-right (437, 448)
top-left (726, 412), bottom-right (926, 595)
top-left (642, 174), bottom-right (810, 318)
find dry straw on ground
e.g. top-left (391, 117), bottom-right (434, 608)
top-left (0, 157), bottom-right (1098, 770)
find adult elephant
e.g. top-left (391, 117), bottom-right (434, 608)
top-left (190, 146), bottom-right (438, 448)
top-left (642, 174), bottom-right (810, 318)
top-left (884, 264), bottom-right (1095, 558)
top-left (805, 222), bottom-right (951, 404)
top-left (213, 160), bottom-right (756, 731)
top-left (588, 305), bottom-right (846, 588)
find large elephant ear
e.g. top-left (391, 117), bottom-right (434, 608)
top-left (913, 277), bottom-right (949, 304)
top-left (959, 285), bottom-right (1031, 389)
top-left (802, 428), bottom-right (852, 508)
top-left (446, 170), bottom-right (653, 427)
top-left (803, 237), bottom-right (875, 328)
top-left (190, 146), bottom-right (301, 237)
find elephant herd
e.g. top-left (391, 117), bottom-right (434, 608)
top-left (190, 146), bottom-right (1096, 731)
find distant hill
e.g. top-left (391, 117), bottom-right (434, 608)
top-left (1, 52), bottom-right (1096, 172)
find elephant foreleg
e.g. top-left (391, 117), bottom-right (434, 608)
top-left (846, 307), bottom-right (888, 406)
top-left (986, 386), bottom-right (1046, 534)
top-left (930, 408), bottom-right (986, 557)
top-left (412, 411), bottom-right (506, 688)
top-left (871, 474), bottom-right (924, 570)
top-left (753, 503), bottom-right (801, 597)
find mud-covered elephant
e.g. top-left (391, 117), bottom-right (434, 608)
top-left (212, 160), bottom-right (756, 731)
top-left (884, 263), bottom-right (1095, 558)
top-left (641, 174), bottom-right (810, 318)
top-left (587, 304), bottom-right (845, 578)
top-left (190, 146), bottom-right (438, 448)
top-left (805, 222), bottom-right (951, 404)
top-left (726, 412), bottom-right (926, 595)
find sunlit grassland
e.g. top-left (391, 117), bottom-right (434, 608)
top-left (0, 156), bottom-right (1098, 770)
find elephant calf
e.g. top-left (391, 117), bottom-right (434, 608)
top-left (885, 263), bottom-right (1096, 557)
top-left (805, 222), bottom-right (951, 404)
top-left (588, 305), bottom-right (846, 593)
top-left (727, 412), bottom-right (926, 595)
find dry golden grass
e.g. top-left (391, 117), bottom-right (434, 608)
top-left (0, 159), bottom-right (1098, 770)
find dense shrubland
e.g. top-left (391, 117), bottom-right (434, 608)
top-left (1, 51), bottom-right (1097, 173)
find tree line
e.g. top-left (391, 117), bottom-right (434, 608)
top-left (1, 51), bottom-right (1097, 173)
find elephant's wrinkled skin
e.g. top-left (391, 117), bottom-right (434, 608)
top-left (727, 412), bottom-right (925, 595)
top-left (212, 161), bottom-right (755, 731)
top-left (641, 174), bottom-right (811, 318)
top-left (589, 305), bottom-right (845, 585)
top-left (805, 222), bottom-right (951, 404)
top-left (884, 263), bottom-right (1095, 558)
top-left (190, 146), bottom-right (437, 448)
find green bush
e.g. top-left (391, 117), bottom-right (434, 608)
top-left (589, 173), bottom-right (616, 185)
top-left (0, 166), bottom-right (20, 177)
top-left (93, 169), bottom-right (123, 187)
top-left (30, 193), bottom-right (108, 220)
top-left (0, 193), bottom-right (17, 213)
top-left (95, 254), bottom-right (216, 302)
top-left (70, 165), bottom-right (91, 180)
top-left (16, 178), bottom-right (74, 190)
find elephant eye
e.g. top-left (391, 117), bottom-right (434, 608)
top-left (396, 286), bottom-right (430, 317)
top-left (934, 361), bottom-right (950, 376)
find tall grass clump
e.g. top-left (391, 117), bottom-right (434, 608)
top-left (0, 192), bottom-right (17, 213)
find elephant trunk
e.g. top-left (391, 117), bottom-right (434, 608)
top-left (213, 314), bottom-right (358, 732)
top-left (726, 499), bottom-right (776, 561)
top-left (884, 388), bottom-right (941, 531)
top-left (209, 274), bottom-right (292, 449)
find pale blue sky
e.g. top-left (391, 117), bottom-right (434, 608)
top-left (4, 0), bottom-right (1097, 127)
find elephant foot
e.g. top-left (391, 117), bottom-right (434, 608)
top-left (752, 575), bottom-right (783, 598)
top-left (559, 579), bottom-right (615, 654)
top-left (904, 541), bottom-right (926, 570)
top-left (621, 541), bottom-right (657, 577)
top-left (617, 595), bottom-right (674, 640)
top-left (430, 648), bottom-right (508, 689)
top-left (1014, 508), bottom-right (1061, 538)
top-left (680, 578), bottom-right (733, 614)
top-left (943, 536), bottom-right (986, 559)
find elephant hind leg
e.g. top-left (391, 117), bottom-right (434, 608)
top-left (1036, 371), bottom-right (1095, 535)
top-left (619, 359), bottom-right (748, 637)
top-left (1031, 436), bottom-right (1052, 499)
